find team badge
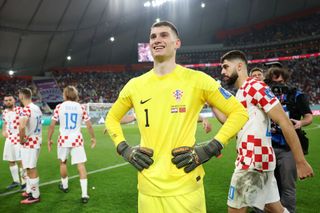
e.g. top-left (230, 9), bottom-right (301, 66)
top-left (173, 89), bottom-right (183, 102)
top-left (218, 87), bottom-right (231, 99)
top-left (265, 87), bottom-right (275, 99)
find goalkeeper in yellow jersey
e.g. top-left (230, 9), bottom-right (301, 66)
top-left (105, 21), bottom-right (249, 213)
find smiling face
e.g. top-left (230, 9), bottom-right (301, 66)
top-left (221, 59), bottom-right (239, 86)
top-left (149, 26), bottom-right (181, 62)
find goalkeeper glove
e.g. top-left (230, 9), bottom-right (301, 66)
top-left (171, 139), bottom-right (223, 173)
top-left (117, 141), bottom-right (154, 171)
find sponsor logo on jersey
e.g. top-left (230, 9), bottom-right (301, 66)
top-left (218, 87), bottom-right (231, 99)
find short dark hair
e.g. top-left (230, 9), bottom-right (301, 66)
top-left (4, 94), bottom-right (14, 98)
top-left (18, 88), bottom-right (32, 99)
top-left (151, 21), bottom-right (179, 37)
top-left (220, 50), bottom-right (248, 66)
top-left (265, 67), bottom-right (290, 83)
top-left (249, 67), bottom-right (264, 76)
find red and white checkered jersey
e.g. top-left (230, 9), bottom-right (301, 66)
top-left (20, 103), bottom-right (42, 149)
top-left (235, 78), bottom-right (279, 172)
top-left (52, 101), bottom-right (90, 147)
top-left (2, 107), bottom-right (21, 144)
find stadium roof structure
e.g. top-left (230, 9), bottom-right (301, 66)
top-left (0, 0), bottom-right (320, 75)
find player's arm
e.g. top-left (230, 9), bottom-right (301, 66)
top-left (85, 120), bottom-right (96, 148)
top-left (267, 103), bottom-right (314, 179)
top-left (172, 76), bottom-right (248, 173)
top-left (2, 121), bottom-right (8, 138)
top-left (19, 117), bottom-right (28, 144)
top-left (211, 107), bottom-right (227, 124)
top-left (106, 81), bottom-right (154, 172)
top-left (47, 119), bottom-right (56, 152)
top-left (197, 115), bottom-right (212, 133)
top-left (120, 114), bottom-right (136, 124)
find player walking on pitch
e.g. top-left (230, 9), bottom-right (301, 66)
top-left (106, 21), bottom-right (248, 213)
top-left (19, 88), bottom-right (42, 204)
top-left (48, 86), bottom-right (96, 204)
top-left (212, 50), bottom-right (313, 213)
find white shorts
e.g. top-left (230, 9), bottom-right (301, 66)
top-left (227, 170), bottom-right (280, 210)
top-left (57, 146), bottom-right (87, 165)
top-left (3, 139), bottom-right (22, 161)
top-left (21, 148), bottom-right (40, 169)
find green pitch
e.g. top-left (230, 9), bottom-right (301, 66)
top-left (0, 117), bottom-right (319, 212)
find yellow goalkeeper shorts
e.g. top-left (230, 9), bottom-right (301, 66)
top-left (138, 184), bottom-right (206, 213)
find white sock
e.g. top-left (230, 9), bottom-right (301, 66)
top-left (61, 177), bottom-right (68, 189)
top-left (9, 165), bottom-right (20, 183)
top-left (80, 179), bottom-right (88, 198)
top-left (26, 176), bottom-right (31, 193)
top-left (29, 177), bottom-right (40, 198)
top-left (283, 208), bottom-right (290, 213)
top-left (19, 168), bottom-right (26, 185)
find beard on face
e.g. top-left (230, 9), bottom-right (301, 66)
top-left (223, 70), bottom-right (238, 86)
top-left (4, 103), bottom-right (13, 109)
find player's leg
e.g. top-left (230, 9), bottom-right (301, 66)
top-left (72, 146), bottom-right (88, 203)
top-left (58, 147), bottom-right (70, 192)
top-left (77, 163), bottom-right (89, 203)
top-left (274, 149), bottom-right (297, 213)
top-left (264, 201), bottom-right (289, 213)
top-left (17, 160), bottom-right (26, 190)
top-left (16, 143), bottom-right (26, 189)
top-left (20, 148), bottom-right (40, 204)
top-left (3, 140), bottom-right (20, 189)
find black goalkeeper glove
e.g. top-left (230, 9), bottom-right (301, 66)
top-left (171, 139), bottom-right (223, 173)
top-left (117, 141), bottom-right (154, 171)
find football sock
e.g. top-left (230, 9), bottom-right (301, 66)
top-left (61, 177), bottom-right (68, 189)
top-left (20, 168), bottom-right (26, 185)
top-left (29, 177), bottom-right (40, 198)
top-left (80, 179), bottom-right (88, 198)
top-left (9, 165), bottom-right (20, 183)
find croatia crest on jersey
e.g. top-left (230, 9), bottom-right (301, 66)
top-left (173, 89), bottom-right (183, 102)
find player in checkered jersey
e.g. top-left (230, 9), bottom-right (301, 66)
top-left (2, 94), bottom-right (26, 190)
top-left (212, 50), bottom-right (313, 213)
top-left (47, 86), bottom-right (96, 204)
top-left (18, 88), bottom-right (42, 204)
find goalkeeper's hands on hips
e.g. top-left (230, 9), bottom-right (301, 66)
top-left (117, 141), bottom-right (154, 171)
top-left (172, 139), bottom-right (223, 173)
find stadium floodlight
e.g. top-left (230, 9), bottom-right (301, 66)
top-left (8, 70), bottom-right (14, 76)
top-left (109, 36), bottom-right (115, 42)
top-left (156, 18), bottom-right (160, 22)
top-left (67, 55), bottom-right (71, 61)
top-left (201, 2), bottom-right (205, 8)
top-left (144, 0), bottom-right (175, 8)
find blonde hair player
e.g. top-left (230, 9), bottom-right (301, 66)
top-left (48, 86), bottom-right (96, 204)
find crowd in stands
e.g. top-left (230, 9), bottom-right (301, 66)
top-left (52, 71), bottom-right (144, 103)
top-left (0, 78), bottom-right (51, 114)
top-left (223, 12), bottom-right (320, 46)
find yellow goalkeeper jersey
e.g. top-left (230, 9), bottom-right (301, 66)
top-left (106, 65), bottom-right (248, 196)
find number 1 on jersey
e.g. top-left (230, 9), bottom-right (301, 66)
top-left (144, 109), bottom-right (150, 127)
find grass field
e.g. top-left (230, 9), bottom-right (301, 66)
top-left (0, 117), bottom-right (319, 213)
